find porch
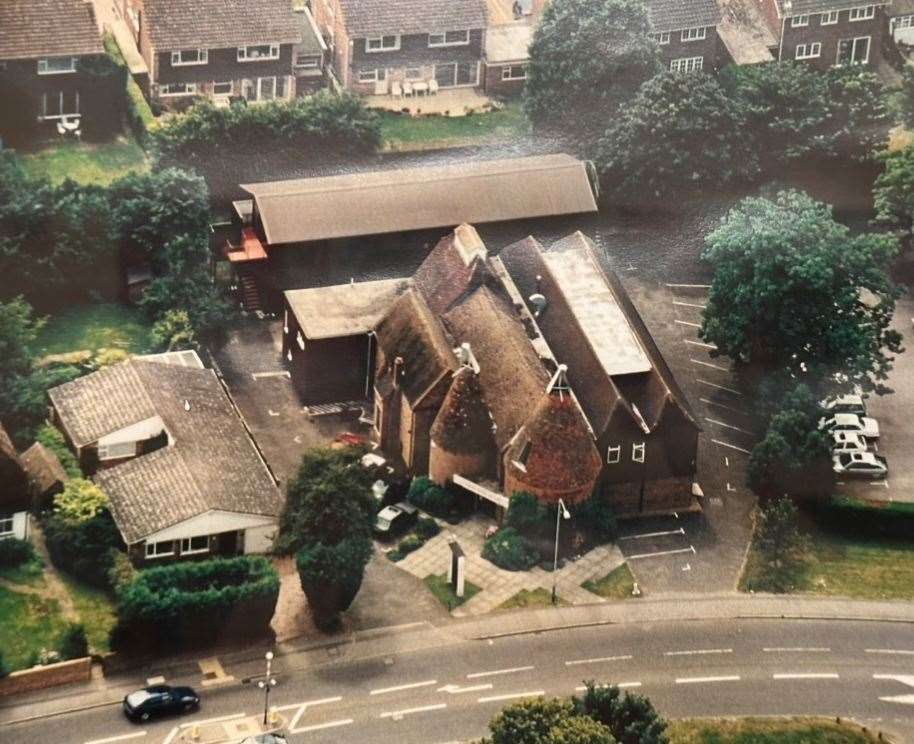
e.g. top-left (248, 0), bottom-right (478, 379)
top-left (365, 87), bottom-right (498, 117)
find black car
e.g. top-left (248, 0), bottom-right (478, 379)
top-left (373, 501), bottom-right (418, 539)
top-left (123, 685), bottom-right (200, 722)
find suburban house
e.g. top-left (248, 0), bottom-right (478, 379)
top-left (889, 0), bottom-right (914, 43)
top-left (758, 0), bottom-right (891, 68)
top-left (293, 5), bottom-right (328, 95)
top-left (47, 351), bottom-right (282, 564)
top-left (646, 0), bottom-right (724, 72)
top-left (310, 0), bottom-right (488, 93)
top-left (123, 0), bottom-right (302, 107)
top-left (483, 23), bottom-right (532, 95)
top-left (0, 0), bottom-right (106, 143)
top-left (0, 425), bottom-right (31, 541)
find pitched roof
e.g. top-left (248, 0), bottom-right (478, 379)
top-left (430, 367), bottom-right (496, 455)
top-left (646, 0), bottom-right (721, 31)
top-left (141, 0), bottom-right (301, 51)
top-left (0, 424), bottom-right (30, 512)
top-left (412, 225), bottom-right (491, 315)
top-left (337, 0), bottom-right (487, 37)
top-left (773, 0), bottom-right (889, 14)
top-left (891, 0), bottom-right (914, 15)
top-left (241, 154), bottom-right (598, 246)
top-left (0, 0), bottom-right (103, 60)
top-left (20, 442), bottom-right (68, 498)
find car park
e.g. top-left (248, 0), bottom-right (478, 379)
top-left (832, 451), bottom-right (888, 479)
top-left (374, 501), bottom-right (418, 539)
top-left (123, 685), bottom-right (200, 722)
top-left (831, 431), bottom-right (869, 453)
top-left (822, 413), bottom-right (880, 440)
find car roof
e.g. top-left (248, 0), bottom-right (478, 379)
top-left (378, 506), bottom-right (401, 519)
top-left (394, 501), bottom-right (417, 513)
top-left (832, 413), bottom-right (861, 424)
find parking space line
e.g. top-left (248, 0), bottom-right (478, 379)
top-left (711, 439), bottom-right (751, 455)
top-left (705, 417), bottom-right (754, 435)
top-left (626, 546), bottom-right (695, 560)
top-left (673, 301), bottom-right (707, 309)
top-left (666, 283), bottom-right (711, 289)
top-left (674, 319), bottom-right (701, 328)
top-left (697, 379), bottom-right (742, 395)
top-left (700, 398), bottom-right (749, 416)
top-left (565, 655), bottom-right (633, 666)
top-left (619, 528), bottom-right (685, 540)
top-left (690, 358), bottom-right (729, 372)
top-left (684, 339), bottom-right (717, 350)
top-left (162, 729), bottom-right (179, 744)
top-left (467, 666), bottom-right (534, 679)
top-left (85, 733), bottom-right (147, 744)
top-left (371, 680), bottom-right (437, 695)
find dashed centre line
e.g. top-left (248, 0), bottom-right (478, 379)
top-left (565, 655), bottom-right (633, 666)
top-left (380, 703), bottom-right (447, 719)
top-left (675, 675), bottom-right (740, 684)
top-left (370, 680), bottom-right (437, 695)
top-left (478, 691), bottom-right (546, 704)
top-left (467, 665), bottom-right (534, 679)
top-left (665, 648), bottom-right (732, 657)
top-left (772, 673), bottom-right (840, 680)
top-left (867, 649), bottom-right (914, 656)
top-left (764, 648), bottom-right (831, 653)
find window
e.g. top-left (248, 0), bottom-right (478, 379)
top-left (428, 29), bottom-right (470, 47)
top-left (241, 76), bottom-right (290, 101)
top-left (791, 14), bottom-right (809, 27)
top-left (680, 26), bottom-right (707, 42)
top-left (894, 14), bottom-right (914, 29)
top-left (404, 67), bottom-right (423, 80)
top-left (837, 36), bottom-right (870, 65)
top-left (0, 515), bottom-right (13, 536)
top-left (180, 536), bottom-right (209, 555)
top-left (171, 49), bottom-right (208, 66)
top-left (40, 90), bottom-right (80, 119)
top-left (296, 330), bottom-right (305, 350)
top-left (501, 64), bottom-right (527, 81)
top-left (670, 56), bottom-right (704, 72)
top-left (160, 82), bottom-right (197, 96)
top-left (295, 54), bottom-right (321, 68)
top-left (632, 442), bottom-right (645, 463)
top-left (98, 440), bottom-right (136, 461)
top-left (38, 56), bottom-right (77, 74)
top-left (821, 10), bottom-right (839, 24)
top-left (795, 42), bottom-right (822, 59)
top-left (607, 445), bottom-right (621, 464)
top-left (366, 35), bottom-right (400, 52)
top-left (145, 540), bottom-right (175, 558)
top-left (238, 44), bottom-right (280, 61)
top-left (358, 68), bottom-right (384, 83)
top-left (652, 31), bottom-right (670, 45)
top-left (212, 81), bottom-right (233, 95)
top-left (849, 5), bottom-right (876, 21)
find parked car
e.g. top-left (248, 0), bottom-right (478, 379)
top-left (240, 735), bottom-right (288, 744)
top-left (123, 685), bottom-right (200, 722)
top-left (822, 392), bottom-right (867, 417)
top-left (374, 501), bottom-right (418, 539)
top-left (832, 451), bottom-right (888, 479)
top-left (831, 431), bottom-right (869, 453)
top-left (822, 413), bottom-right (880, 440)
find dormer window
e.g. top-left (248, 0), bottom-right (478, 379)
top-left (607, 445), bottom-right (621, 464)
top-left (632, 442), bottom-right (645, 463)
top-left (428, 30), bottom-right (470, 47)
top-left (238, 44), bottom-right (281, 61)
top-left (366, 35), bottom-right (400, 52)
top-left (37, 56), bottom-right (77, 75)
top-left (171, 49), bottom-right (208, 66)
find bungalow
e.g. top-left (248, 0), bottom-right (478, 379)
top-left (0, 425), bottom-right (31, 541)
top-left (47, 351), bottom-right (282, 565)
top-left (646, 0), bottom-right (724, 72)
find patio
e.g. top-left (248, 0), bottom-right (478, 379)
top-left (365, 87), bottom-right (498, 117)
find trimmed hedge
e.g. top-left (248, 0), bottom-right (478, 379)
top-left (0, 538), bottom-right (34, 567)
top-left (407, 477), bottom-right (454, 517)
top-left (482, 528), bottom-right (540, 572)
top-left (44, 508), bottom-right (123, 588)
top-left (814, 497), bottom-right (914, 542)
top-left (415, 517), bottom-right (441, 541)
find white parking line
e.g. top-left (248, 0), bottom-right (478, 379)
top-left (575, 682), bottom-right (642, 691)
top-left (565, 655), bottom-right (633, 666)
top-left (179, 713), bottom-right (245, 728)
top-left (371, 680), bottom-right (437, 695)
top-left (467, 665), bottom-right (534, 679)
top-left (665, 648), bottom-right (732, 656)
top-left (626, 546), bottom-right (695, 560)
top-left (685, 339), bottom-right (717, 350)
top-left (162, 729), bottom-right (179, 744)
top-left (619, 528), bottom-right (685, 540)
top-left (676, 675), bottom-right (740, 684)
top-left (275, 696), bottom-right (342, 712)
top-left (380, 704), bottom-right (447, 719)
top-left (690, 358), bottom-right (729, 372)
top-left (866, 649), bottom-right (914, 656)
top-left (772, 673), bottom-right (840, 680)
top-left (705, 417), bottom-right (754, 435)
top-left (697, 379), bottom-right (742, 395)
top-left (673, 301), bottom-right (707, 309)
top-left (700, 398), bottom-right (749, 416)
top-left (478, 691), bottom-right (545, 704)
top-left (674, 319), bottom-right (702, 328)
top-left (85, 733), bottom-right (147, 744)
top-left (251, 370), bottom-right (291, 380)
top-left (711, 439), bottom-right (751, 455)
top-left (292, 719), bottom-right (354, 733)
top-left (764, 648), bottom-right (830, 653)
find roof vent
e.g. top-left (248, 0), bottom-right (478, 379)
top-left (183, 399), bottom-right (191, 412)
top-left (529, 293), bottom-right (547, 318)
top-left (546, 364), bottom-right (571, 398)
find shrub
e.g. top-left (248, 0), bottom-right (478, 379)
top-left (107, 548), bottom-right (136, 591)
top-left (0, 537), bottom-right (34, 567)
top-left (386, 549), bottom-right (404, 562)
top-left (505, 492), bottom-right (550, 537)
top-left (57, 623), bottom-right (89, 660)
top-left (151, 309), bottom-right (197, 352)
top-left (44, 509), bottom-right (124, 588)
top-left (574, 494), bottom-right (618, 543)
top-left (407, 477), bottom-right (454, 516)
top-left (53, 479), bottom-right (108, 523)
top-left (482, 528), bottom-right (540, 572)
top-left (415, 517), bottom-right (440, 541)
top-left (296, 537), bottom-right (373, 631)
top-left (36, 425), bottom-right (81, 478)
top-left (397, 534), bottom-right (424, 556)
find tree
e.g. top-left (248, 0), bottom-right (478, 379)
top-left (549, 716), bottom-right (615, 744)
top-left (700, 190), bottom-right (902, 393)
top-left (822, 66), bottom-right (889, 162)
top-left (53, 479), bottom-right (109, 522)
top-left (295, 536), bottom-right (373, 631)
top-left (524, 0), bottom-right (661, 138)
top-left (505, 491), bottom-right (550, 537)
top-left (898, 65), bottom-right (914, 131)
top-left (873, 144), bottom-right (914, 230)
top-left (486, 698), bottom-right (583, 744)
top-left (575, 683), bottom-right (667, 744)
top-left (750, 496), bottom-right (810, 592)
top-left (151, 309), bottom-right (198, 352)
top-left (44, 504), bottom-right (124, 589)
top-left (57, 623), bottom-right (89, 660)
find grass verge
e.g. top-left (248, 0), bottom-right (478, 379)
top-left (32, 303), bottom-right (154, 359)
top-left (0, 587), bottom-right (67, 670)
top-left (379, 101), bottom-right (527, 150)
top-left (59, 575), bottom-right (117, 654)
top-left (667, 716), bottom-right (881, 744)
top-left (498, 587), bottom-right (568, 610)
top-left (21, 136), bottom-right (149, 187)
top-left (582, 563), bottom-right (637, 599)
top-left (423, 573), bottom-right (481, 609)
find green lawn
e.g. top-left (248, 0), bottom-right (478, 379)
top-left (423, 573), bottom-right (481, 609)
top-left (667, 717), bottom-right (880, 744)
top-left (21, 136), bottom-right (149, 186)
top-left (0, 555), bottom-right (46, 588)
top-left (582, 563), bottom-right (637, 600)
top-left (498, 587), bottom-right (568, 610)
top-left (59, 575), bottom-right (117, 654)
top-left (32, 303), bottom-right (154, 359)
top-left (0, 587), bottom-right (68, 671)
top-left (379, 101), bottom-right (528, 150)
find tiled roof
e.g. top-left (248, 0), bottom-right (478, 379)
top-left (20, 442), bottom-right (68, 498)
top-left (141, 0), bottom-right (301, 51)
top-left (337, 0), bottom-right (487, 37)
top-left (646, 0), bottom-right (721, 31)
top-left (0, 424), bottom-right (30, 512)
top-left (0, 0), bottom-right (102, 60)
top-left (774, 0), bottom-right (889, 14)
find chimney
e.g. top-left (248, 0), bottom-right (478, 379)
top-left (393, 356), bottom-right (405, 389)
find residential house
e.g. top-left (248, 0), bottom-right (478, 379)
top-left (124, 0), bottom-right (301, 108)
top-left (47, 351), bottom-right (282, 564)
top-left (647, 0), bottom-right (724, 72)
top-left (0, 0), bottom-right (107, 143)
top-left (889, 0), bottom-right (914, 43)
top-left (293, 5), bottom-right (328, 95)
top-left (310, 0), bottom-right (488, 93)
top-left (758, 0), bottom-right (891, 68)
top-left (20, 442), bottom-right (68, 509)
top-left (483, 23), bottom-right (532, 95)
top-left (0, 425), bottom-right (31, 541)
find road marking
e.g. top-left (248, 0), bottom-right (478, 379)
top-left (179, 713), bottom-right (245, 728)
top-left (666, 283), bottom-right (711, 289)
top-left (162, 729), bottom-right (179, 744)
top-left (380, 703), bottom-right (447, 719)
top-left (690, 358), bottom-right (729, 372)
top-left (478, 691), bottom-right (545, 704)
top-left (275, 696), bottom-right (343, 712)
top-left (874, 674), bottom-right (914, 704)
top-left (576, 682), bottom-right (642, 692)
top-left (85, 733), bottom-right (147, 744)
top-left (867, 650), bottom-right (914, 656)
top-left (711, 439), bottom-right (751, 455)
top-left (371, 680), bottom-right (437, 695)
top-left (566, 655), bottom-right (633, 666)
top-left (697, 379), bottom-right (742, 395)
top-left (251, 370), bottom-right (291, 380)
top-left (676, 675), bottom-right (740, 684)
top-left (705, 417), bottom-right (754, 435)
top-left (674, 301), bottom-right (707, 309)
top-left (685, 339), bottom-right (717, 350)
top-left (665, 648), bottom-right (732, 657)
top-left (467, 665), bottom-right (534, 679)
top-left (619, 528), bottom-right (684, 540)
top-left (438, 683), bottom-right (493, 694)
top-left (626, 546), bottom-right (695, 560)
top-left (764, 648), bottom-right (830, 653)
top-left (772, 673), bottom-right (839, 680)
top-left (701, 398), bottom-right (749, 416)
top-left (292, 719), bottom-right (354, 733)
top-left (674, 319), bottom-right (701, 328)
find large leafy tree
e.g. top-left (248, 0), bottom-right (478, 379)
top-left (873, 143), bottom-right (914, 230)
top-left (746, 496), bottom-right (810, 593)
top-left (596, 71), bottom-right (758, 201)
top-left (524, 0), bottom-right (661, 138)
top-left (575, 683), bottom-right (667, 744)
top-left (700, 190), bottom-right (902, 392)
top-left (486, 698), bottom-right (585, 744)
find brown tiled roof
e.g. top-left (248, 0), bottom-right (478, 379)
top-left (20, 442), bottom-right (68, 499)
top-left (430, 367), bottom-right (496, 455)
top-left (0, 0), bottom-right (103, 60)
top-left (141, 0), bottom-right (301, 51)
top-left (647, 0), bottom-right (720, 32)
top-left (413, 225), bottom-right (491, 315)
top-left (0, 424), bottom-right (30, 512)
top-left (337, 0), bottom-right (487, 37)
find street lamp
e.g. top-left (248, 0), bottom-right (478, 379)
top-left (778, 0), bottom-right (793, 62)
top-left (257, 651), bottom-right (277, 726)
top-left (551, 498), bottom-right (571, 605)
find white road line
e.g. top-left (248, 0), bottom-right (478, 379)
top-left (275, 695), bottom-right (343, 712)
top-left (467, 665), bottom-right (534, 679)
top-left (438, 683), bottom-right (493, 694)
top-left (161, 729), bottom-right (179, 744)
top-left (292, 719), bottom-right (354, 733)
top-left (674, 319), bottom-right (702, 328)
top-left (675, 675), bottom-right (740, 684)
top-left (711, 439), bottom-right (751, 455)
top-left (764, 648), bottom-right (831, 653)
top-left (371, 680), bottom-right (438, 695)
top-left (697, 379), bottom-right (742, 395)
top-left (85, 733), bottom-right (147, 744)
top-left (626, 546), bottom-right (695, 560)
top-left (179, 713), bottom-right (245, 728)
top-left (867, 649), bottom-right (914, 656)
top-left (705, 417), bottom-right (755, 435)
top-left (673, 301), bottom-right (707, 309)
top-left (665, 648), bottom-right (732, 656)
top-left (772, 673), bottom-right (840, 680)
top-left (684, 339), bottom-right (717, 350)
top-left (701, 398), bottom-right (749, 416)
top-left (690, 358), bottom-right (729, 372)
top-left (478, 691), bottom-right (545, 704)
top-left (566, 655), bottom-right (633, 666)
top-left (666, 283), bottom-right (711, 289)
top-left (575, 682), bottom-right (642, 692)
top-left (380, 703), bottom-right (447, 719)
top-left (618, 528), bottom-right (684, 540)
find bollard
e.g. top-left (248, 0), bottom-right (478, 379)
top-left (269, 706), bottom-right (279, 725)
top-left (191, 725), bottom-right (200, 741)
top-left (631, 582), bottom-right (641, 597)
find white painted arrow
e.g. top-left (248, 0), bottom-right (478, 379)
top-left (437, 683), bottom-right (493, 695)
top-left (874, 674), bottom-right (914, 705)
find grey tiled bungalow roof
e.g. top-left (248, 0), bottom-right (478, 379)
top-left (647, 0), bottom-right (721, 32)
top-left (338, 0), bottom-right (487, 37)
top-left (0, 0), bottom-right (103, 60)
top-left (141, 0), bottom-right (301, 51)
top-left (774, 0), bottom-right (890, 14)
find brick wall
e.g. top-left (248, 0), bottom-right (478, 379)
top-left (483, 62), bottom-right (526, 96)
top-left (658, 27), bottom-right (721, 71)
top-left (0, 657), bottom-right (92, 698)
top-left (779, 6), bottom-right (889, 69)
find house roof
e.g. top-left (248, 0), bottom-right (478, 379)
top-left (891, 0), bottom-right (914, 15)
top-left (412, 225), bottom-right (491, 315)
top-left (646, 0), bottom-right (721, 31)
top-left (430, 367), bottom-right (496, 455)
top-left (773, 0), bottom-right (890, 15)
top-left (140, 0), bottom-right (301, 51)
top-left (296, 7), bottom-right (328, 55)
top-left (0, 0), bottom-right (103, 60)
top-left (20, 442), bottom-right (68, 498)
top-left (0, 424), bottom-right (30, 512)
top-left (285, 278), bottom-right (410, 340)
top-left (337, 0), bottom-right (487, 37)
top-left (241, 154), bottom-right (598, 246)
top-left (485, 23), bottom-right (533, 63)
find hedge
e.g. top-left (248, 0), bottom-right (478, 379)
top-left (813, 496), bottom-right (914, 542)
top-left (482, 528), bottom-right (540, 572)
top-left (407, 477), bottom-right (454, 517)
top-left (44, 509), bottom-right (123, 588)
top-left (0, 538), bottom-right (34, 567)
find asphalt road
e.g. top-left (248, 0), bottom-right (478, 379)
top-left (8, 619), bottom-right (914, 744)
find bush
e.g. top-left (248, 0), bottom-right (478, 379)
top-left (415, 517), bottom-right (440, 541)
top-left (386, 549), bottom-right (404, 562)
top-left (57, 623), bottom-right (89, 660)
top-left (397, 534), bottom-right (424, 556)
top-left (151, 309), bottom-right (197, 352)
top-left (574, 494), bottom-right (618, 543)
top-left (816, 497), bottom-right (914, 541)
top-left (36, 425), bottom-right (81, 478)
top-left (407, 477), bottom-right (454, 516)
top-left (53, 479), bottom-right (108, 523)
top-left (106, 548), bottom-right (136, 591)
top-left (505, 492), bottom-right (550, 537)
top-left (44, 509), bottom-right (123, 588)
top-left (0, 538), bottom-right (34, 567)
top-left (295, 537), bottom-right (373, 632)
top-left (482, 528), bottom-right (540, 572)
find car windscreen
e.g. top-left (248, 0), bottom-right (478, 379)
top-left (376, 517), bottom-right (391, 529)
top-left (126, 691), bottom-right (154, 707)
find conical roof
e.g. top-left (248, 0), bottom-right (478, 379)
top-left (430, 366), bottom-right (495, 455)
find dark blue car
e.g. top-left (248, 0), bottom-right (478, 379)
top-left (123, 685), bottom-right (200, 722)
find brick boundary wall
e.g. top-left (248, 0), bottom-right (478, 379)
top-left (0, 657), bottom-right (92, 698)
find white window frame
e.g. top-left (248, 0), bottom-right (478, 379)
top-left (795, 41), bottom-right (822, 59)
top-left (296, 330), bottom-right (306, 350)
top-left (632, 442), bottom-right (645, 464)
top-left (791, 14), bottom-right (810, 27)
top-left (837, 35), bottom-right (870, 65)
top-left (37, 56), bottom-right (77, 75)
top-left (294, 53), bottom-right (321, 69)
top-left (894, 14), bottom-right (914, 29)
top-left (238, 44), bottom-right (281, 62)
top-left (365, 35), bottom-right (400, 52)
top-left (40, 90), bottom-right (80, 120)
top-left (180, 536), bottom-right (210, 555)
top-left (680, 26), bottom-right (707, 42)
top-left (145, 540), bottom-right (175, 559)
top-left (670, 56), bottom-right (704, 72)
top-left (358, 68), bottom-right (382, 83)
top-left (159, 81), bottom-right (197, 97)
top-left (652, 31), bottom-right (671, 45)
top-left (170, 49), bottom-right (208, 66)
top-left (849, 5), bottom-right (876, 21)
top-left (97, 440), bottom-right (136, 461)
top-left (501, 64), bottom-right (527, 81)
top-left (607, 445), bottom-right (621, 464)
top-left (428, 29), bottom-right (470, 47)
top-left (821, 9), bottom-right (839, 24)
top-left (404, 67), bottom-right (424, 80)
top-left (0, 515), bottom-right (14, 536)
top-left (212, 81), bottom-right (233, 96)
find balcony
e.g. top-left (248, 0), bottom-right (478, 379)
top-left (225, 227), bottom-right (268, 263)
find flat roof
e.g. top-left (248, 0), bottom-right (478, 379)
top-left (285, 278), bottom-right (411, 340)
top-left (541, 250), bottom-right (652, 377)
top-left (485, 23), bottom-right (532, 62)
top-left (241, 154), bottom-right (598, 246)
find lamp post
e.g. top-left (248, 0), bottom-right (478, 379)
top-left (778, 0), bottom-right (793, 62)
top-left (551, 498), bottom-right (571, 605)
top-left (257, 651), bottom-right (277, 726)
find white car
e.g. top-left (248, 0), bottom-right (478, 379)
top-left (831, 431), bottom-right (868, 453)
top-left (822, 413), bottom-right (880, 440)
top-left (832, 451), bottom-right (888, 479)
top-left (822, 392), bottom-right (867, 417)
